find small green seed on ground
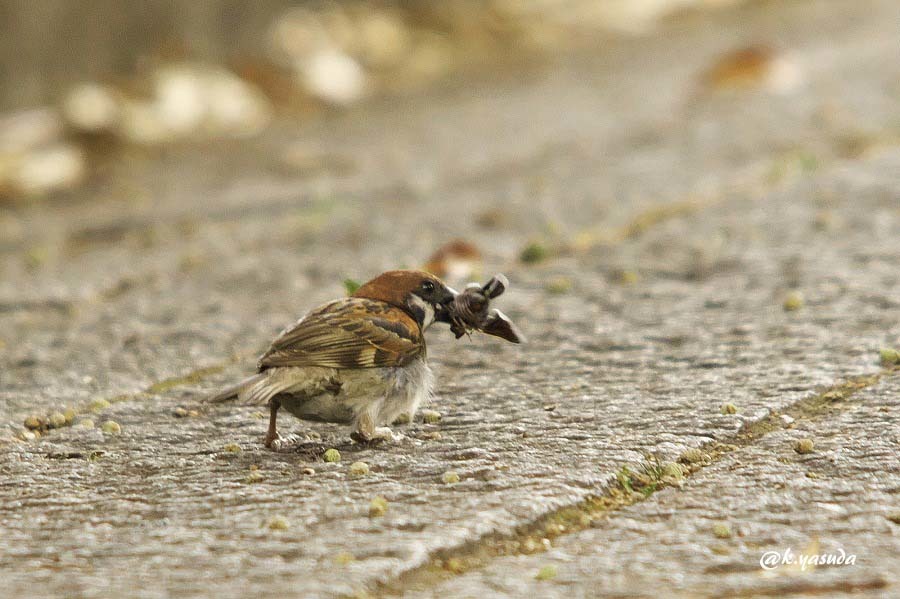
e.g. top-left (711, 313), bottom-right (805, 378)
top-left (23, 415), bottom-right (44, 430)
top-left (712, 523), bottom-right (733, 539)
top-left (445, 557), bottom-right (465, 573)
top-left (349, 461), bottom-right (370, 476)
top-left (612, 269), bottom-right (640, 285)
top-left (369, 496), bottom-right (388, 517)
top-left (879, 348), bottom-right (900, 366)
top-left (334, 551), bottom-right (355, 565)
top-left (267, 516), bottom-right (289, 531)
top-left (63, 408), bottom-right (76, 424)
top-left (222, 443), bottom-right (242, 453)
top-left (421, 409), bottom-right (442, 424)
top-left (535, 564), bottom-right (558, 581)
top-left (783, 291), bottom-right (804, 311)
top-left (679, 448), bottom-right (705, 464)
top-left (794, 438), bottom-right (815, 454)
top-left (721, 402), bottom-right (738, 415)
top-left (78, 419), bottom-right (95, 429)
top-left (442, 470), bottom-right (460, 484)
top-left (545, 276), bottom-right (573, 294)
top-left (49, 412), bottom-right (67, 428)
top-left (323, 448), bottom-right (341, 463)
top-left (89, 398), bottom-right (111, 412)
top-left (520, 241), bottom-right (549, 264)
top-left (244, 471), bottom-right (264, 484)
top-left (101, 421), bottom-right (121, 435)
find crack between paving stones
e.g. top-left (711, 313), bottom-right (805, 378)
top-left (372, 365), bottom-right (900, 598)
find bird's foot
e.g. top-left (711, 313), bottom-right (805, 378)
top-left (267, 433), bottom-right (303, 451)
top-left (351, 427), bottom-right (405, 446)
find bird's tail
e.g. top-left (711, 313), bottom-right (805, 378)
top-left (205, 373), bottom-right (266, 404)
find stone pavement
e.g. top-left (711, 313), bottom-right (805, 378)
top-left (1, 1), bottom-right (899, 597)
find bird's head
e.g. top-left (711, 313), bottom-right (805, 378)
top-left (352, 270), bottom-right (457, 329)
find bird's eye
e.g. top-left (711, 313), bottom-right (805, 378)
top-left (421, 280), bottom-right (435, 293)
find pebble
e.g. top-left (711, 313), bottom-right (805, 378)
top-left (879, 348), bottom-right (900, 366)
top-left (794, 438), bottom-right (815, 454)
top-left (23, 415), bottom-right (44, 430)
top-left (89, 398), bottom-right (111, 412)
top-left (369, 496), bottom-right (388, 517)
top-left (101, 421), bottom-right (121, 435)
top-left (520, 241), bottom-right (549, 264)
top-left (349, 461), bottom-right (369, 476)
top-left (783, 291), bottom-right (804, 311)
top-left (712, 522), bottom-right (733, 539)
top-left (421, 409), bottom-right (442, 424)
top-left (244, 471), bottom-right (265, 484)
top-left (545, 276), bottom-right (573, 294)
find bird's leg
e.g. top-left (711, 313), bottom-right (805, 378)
top-left (264, 397), bottom-right (281, 448)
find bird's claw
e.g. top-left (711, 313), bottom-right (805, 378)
top-left (351, 427), bottom-right (405, 445)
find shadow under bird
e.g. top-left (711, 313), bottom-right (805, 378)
top-left (207, 269), bottom-right (521, 448)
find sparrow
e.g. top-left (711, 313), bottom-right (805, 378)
top-left (208, 270), bottom-right (457, 448)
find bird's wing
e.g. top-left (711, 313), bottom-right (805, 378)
top-left (257, 298), bottom-right (424, 370)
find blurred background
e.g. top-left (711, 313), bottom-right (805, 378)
top-left (1, 0), bottom-right (747, 203)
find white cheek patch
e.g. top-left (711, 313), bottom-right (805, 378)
top-left (408, 294), bottom-right (435, 329)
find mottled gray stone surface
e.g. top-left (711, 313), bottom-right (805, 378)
top-left (1, 1), bottom-right (899, 597)
top-left (417, 376), bottom-right (900, 598)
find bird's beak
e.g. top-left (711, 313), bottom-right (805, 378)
top-left (433, 286), bottom-right (458, 322)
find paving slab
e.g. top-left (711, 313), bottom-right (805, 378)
top-left (1, 1), bottom-right (899, 597)
top-left (414, 374), bottom-right (900, 598)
